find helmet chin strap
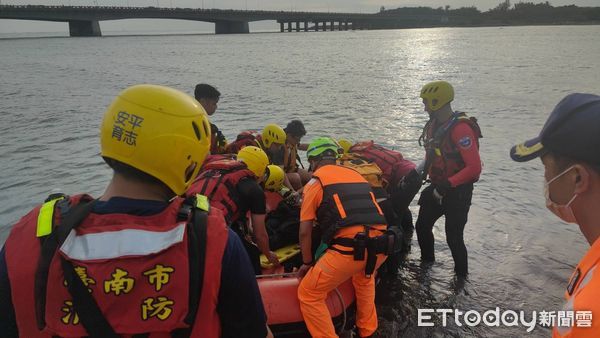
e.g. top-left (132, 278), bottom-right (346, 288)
top-left (311, 156), bottom-right (336, 171)
top-left (321, 155), bottom-right (337, 162)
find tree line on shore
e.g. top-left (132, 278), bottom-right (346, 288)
top-left (377, 1), bottom-right (600, 27)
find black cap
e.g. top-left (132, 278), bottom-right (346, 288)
top-left (510, 93), bottom-right (600, 165)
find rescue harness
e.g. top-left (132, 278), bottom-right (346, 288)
top-left (328, 226), bottom-right (396, 278)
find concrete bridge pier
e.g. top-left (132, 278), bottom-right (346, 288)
top-left (279, 21), bottom-right (284, 32)
top-left (68, 20), bottom-right (101, 37)
top-left (215, 20), bottom-right (249, 34)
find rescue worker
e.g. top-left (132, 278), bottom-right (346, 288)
top-left (264, 164), bottom-right (286, 193)
top-left (225, 124), bottom-right (287, 166)
top-left (337, 139), bottom-right (418, 275)
top-left (0, 85), bottom-right (271, 338)
top-left (297, 137), bottom-right (392, 338)
top-left (416, 80), bottom-right (482, 278)
top-left (283, 120), bottom-right (311, 190)
top-left (194, 83), bottom-right (227, 154)
top-left (344, 139), bottom-right (419, 226)
top-left (187, 146), bottom-right (280, 274)
top-left (510, 93), bottom-right (600, 337)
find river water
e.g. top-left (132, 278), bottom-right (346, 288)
top-left (1, 25), bottom-right (600, 337)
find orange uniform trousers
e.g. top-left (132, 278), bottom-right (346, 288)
top-left (298, 241), bottom-right (387, 338)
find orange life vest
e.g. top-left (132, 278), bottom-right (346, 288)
top-left (553, 238), bottom-right (600, 337)
top-left (312, 165), bottom-right (387, 244)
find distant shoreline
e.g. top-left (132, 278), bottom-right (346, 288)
top-left (2, 23), bottom-right (600, 40)
top-left (373, 3), bottom-right (600, 30)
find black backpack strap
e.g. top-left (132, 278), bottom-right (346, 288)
top-left (34, 197), bottom-right (120, 337)
top-left (199, 172), bottom-right (227, 202)
top-left (36, 196), bottom-right (208, 338)
top-left (171, 196), bottom-right (209, 338)
top-left (34, 198), bottom-right (95, 330)
top-left (51, 199), bottom-right (120, 338)
top-left (61, 256), bottom-right (120, 338)
top-left (198, 172), bottom-right (214, 196)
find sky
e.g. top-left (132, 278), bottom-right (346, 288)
top-left (0, 0), bottom-right (598, 33)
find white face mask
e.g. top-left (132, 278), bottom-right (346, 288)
top-left (544, 165), bottom-right (578, 224)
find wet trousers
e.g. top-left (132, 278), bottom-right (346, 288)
top-left (298, 248), bottom-right (386, 338)
top-left (415, 183), bottom-right (473, 276)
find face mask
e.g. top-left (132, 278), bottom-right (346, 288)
top-left (544, 165), bottom-right (578, 223)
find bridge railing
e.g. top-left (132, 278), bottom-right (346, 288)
top-left (0, 4), bottom-right (378, 16)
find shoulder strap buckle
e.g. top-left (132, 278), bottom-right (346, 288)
top-left (178, 194), bottom-right (210, 222)
top-left (37, 193), bottom-right (70, 238)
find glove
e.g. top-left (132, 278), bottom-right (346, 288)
top-left (432, 188), bottom-right (444, 205)
top-left (400, 169), bottom-right (423, 190)
top-left (435, 179), bottom-right (452, 195)
top-left (432, 179), bottom-right (451, 205)
top-left (282, 190), bottom-right (300, 206)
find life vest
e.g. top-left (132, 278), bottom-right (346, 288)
top-left (201, 154), bottom-right (236, 169)
top-left (224, 131), bottom-right (264, 154)
top-left (419, 112), bottom-right (482, 184)
top-left (312, 165), bottom-right (387, 244)
top-left (553, 239), bottom-right (600, 337)
top-left (209, 123), bottom-right (228, 155)
top-left (348, 141), bottom-right (407, 186)
top-left (188, 158), bottom-right (256, 224)
top-left (283, 142), bottom-right (299, 173)
top-left (337, 153), bottom-right (386, 189)
top-left (4, 193), bottom-right (228, 338)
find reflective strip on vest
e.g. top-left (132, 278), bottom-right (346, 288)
top-left (195, 194), bottom-right (210, 211)
top-left (60, 223), bottom-right (186, 261)
top-left (556, 265), bottom-right (597, 336)
top-left (332, 193), bottom-right (347, 219)
top-left (369, 192), bottom-right (384, 215)
top-left (36, 196), bottom-right (65, 237)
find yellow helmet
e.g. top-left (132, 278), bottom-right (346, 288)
top-left (237, 146), bottom-right (269, 178)
top-left (261, 123), bottom-right (286, 148)
top-left (420, 81), bottom-right (454, 111)
top-left (337, 138), bottom-right (353, 154)
top-left (263, 165), bottom-right (285, 192)
top-left (100, 84), bottom-right (211, 196)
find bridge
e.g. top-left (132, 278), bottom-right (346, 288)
top-left (0, 5), bottom-right (426, 36)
